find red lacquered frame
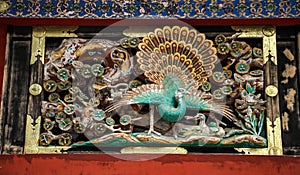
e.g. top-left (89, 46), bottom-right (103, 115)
top-left (0, 18), bottom-right (300, 175)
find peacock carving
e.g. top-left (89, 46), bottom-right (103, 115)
top-left (41, 25), bottom-right (268, 148)
top-left (106, 26), bottom-right (235, 136)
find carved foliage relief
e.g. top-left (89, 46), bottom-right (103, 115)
top-left (37, 26), bottom-right (268, 150)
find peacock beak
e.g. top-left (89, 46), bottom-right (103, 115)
top-left (183, 90), bottom-right (191, 95)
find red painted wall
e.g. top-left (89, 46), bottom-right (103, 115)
top-left (0, 154), bottom-right (299, 175)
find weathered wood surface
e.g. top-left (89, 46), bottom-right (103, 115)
top-left (277, 30), bottom-right (300, 154)
top-left (0, 24), bottom-right (8, 154)
top-left (26, 62), bottom-right (43, 119)
top-left (0, 27), bottom-right (31, 154)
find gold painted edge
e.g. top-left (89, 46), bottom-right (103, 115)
top-left (24, 115), bottom-right (71, 154)
top-left (30, 30), bottom-right (45, 65)
top-left (26, 26), bottom-right (78, 153)
top-left (24, 115), bottom-right (40, 154)
top-left (0, 1), bottom-right (9, 12)
top-left (233, 26), bottom-right (282, 155)
top-left (29, 83), bottom-right (42, 96)
top-left (121, 147), bottom-right (188, 154)
top-left (26, 26), bottom-right (283, 154)
top-left (30, 26), bottom-right (78, 65)
top-left (45, 26), bottom-right (78, 38)
top-left (123, 26), bottom-right (157, 38)
top-left (235, 118), bottom-right (283, 155)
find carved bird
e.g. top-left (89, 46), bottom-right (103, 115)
top-left (106, 26), bottom-right (234, 135)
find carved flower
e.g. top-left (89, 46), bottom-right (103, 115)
top-left (42, 2), bottom-right (54, 13)
top-left (83, 0), bottom-right (97, 3)
top-left (112, 3), bottom-right (122, 14)
top-left (294, 2), bottom-right (300, 13)
top-left (235, 83), bottom-right (266, 114)
top-left (167, 2), bottom-right (178, 15)
top-left (193, 0), bottom-right (208, 3)
top-left (140, 3), bottom-right (150, 14)
top-left (99, 3), bottom-right (110, 13)
top-left (236, 3), bottom-right (249, 13)
top-left (13, 2), bottom-right (26, 12)
top-left (152, 3), bottom-right (165, 14)
top-left (208, 3), bottom-right (219, 13)
top-left (265, 3), bottom-right (277, 12)
top-left (222, 3), bottom-right (234, 14)
top-left (181, 3), bottom-right (193, 13)
top-left (125, 3), bottom-right (139, 14)
top-left (71, 4), bottom-right (83, 13)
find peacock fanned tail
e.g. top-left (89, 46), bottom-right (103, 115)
top-left (183, 89), bottom-right (235, 121)
top-left (105, 84), bottom-right (166, 113)
top-left (137, 26), bottom-right (218, 89)
top-left (106, 26), bottom-right (235, 122)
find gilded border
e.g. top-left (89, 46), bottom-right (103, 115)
top-left (232, 26), bottom-right (283, 155)
top-left (24, 26), bottom-right (78, 154)
top-left (25, 25), bottom-right (283, 155)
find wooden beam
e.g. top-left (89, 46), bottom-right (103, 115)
top-left (0, 23), bottom-right (6, 102)
top-left (0, 18), bottom-right (300, 26)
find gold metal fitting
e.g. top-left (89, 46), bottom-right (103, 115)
top-left (29, 83), bottom-right (43, 96)
top-left (0, 1), bottom-right (9, 13)
top-left (265, 85), bottom-right (278, 97)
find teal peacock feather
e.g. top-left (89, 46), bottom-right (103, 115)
top-left (106, 26), bottom-right (234, 133)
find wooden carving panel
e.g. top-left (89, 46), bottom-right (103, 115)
top-left (20, 25), bottom-right (281, 155)
top-left (0, 25), bottom-right (285, 155)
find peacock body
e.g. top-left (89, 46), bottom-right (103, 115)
top-left (106, 26), bottom-right (234, 128)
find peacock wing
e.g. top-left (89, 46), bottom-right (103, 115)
top-left (184, 91), bottom-right (213, 111)
top-left (184, 90), bottom-right (235, 121)
top-left (105, 84), bottom-right (168, 113)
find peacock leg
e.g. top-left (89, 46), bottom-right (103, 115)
top-left (210, 114), bottom-right (226, 126)
top-left (147, 104), bottom-right (161, 136)
top-left (171, 123), bottom-right (178, 139)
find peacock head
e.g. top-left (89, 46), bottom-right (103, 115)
top-left (175, 88), bottom-right (189, 99)
top-left (175, 83), bottom-right (193, 99)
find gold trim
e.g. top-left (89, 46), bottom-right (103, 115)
top-left (25, 26), bottom-right (78, 153)
top-left (121, 147), bottom-right (188, 154)
top-left (30, 26), bottom-right (78, 65)
top-left (25, 26), bottom-right (283, 154)
top-left (29, 83), bottom-right (42, 96)
top-left (231, 26), bottom-right (277, 65)
top-left (30, 27), bottom-right (46, 65)
top-left (265, 85), bottom-right (278, 97)
top-left (235, 118), bottom-right (283, 155)
top-left (24, 115), bottom-right (40, 154)
top-left (24, 115), bottom-right (70, 154)
top-left (233, 26), bottom-right (282, 155)
top-left (262, 26), bottom-right (276, 37)
top-left (123, 26), bottom-right (157, 37)
top-left (0, 1), bottom-right (9, 12)
top-left (44, 26), bottom-right (78, 38)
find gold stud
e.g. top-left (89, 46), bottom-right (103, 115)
top-left (0, 1), bottom-right (9, 12)
top-left (265, 85), bottom-right (278, 97)
top-left (29, 83), bottom-right (42, 96)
